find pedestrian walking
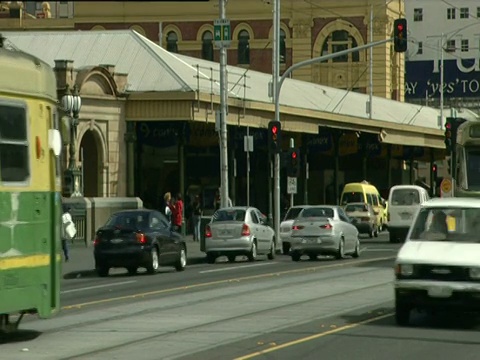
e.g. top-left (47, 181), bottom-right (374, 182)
top-left (61, 205), bottom-right (76, 262)
top-left (164, 192), bottom-right (172, 226)
top-left (191, 195), bottom-right (203, 242)
top-left (171, 193), bottom-right (184, 232)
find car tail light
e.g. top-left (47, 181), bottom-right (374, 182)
top-left (241, 223), bottom-right (251, 236)
top-left (136, 233), bottom-right (147, 244)
top-left (93, 235), bottom-right (100, 246)
top-left (320, 224), bottom-right (333, 230)
top-left (292, 225), bottom-right (304, 230)
top-left (205, 225), bottom-right (212, 238)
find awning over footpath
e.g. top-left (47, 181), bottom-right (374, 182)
top-left (2, 29), bottom-right (444, 148)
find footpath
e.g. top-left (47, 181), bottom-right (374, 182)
top-left (62, 236), bottom-right (206, 278)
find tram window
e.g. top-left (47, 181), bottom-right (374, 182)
top-left (0, 104), bottom-right (29, 183)
top-left (466, 150), bottom-right (480, 190)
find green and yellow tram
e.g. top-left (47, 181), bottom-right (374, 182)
top-left (452, 120), bottom-right (480, 197)
top-left (0, 35), bottom-right (62, 332)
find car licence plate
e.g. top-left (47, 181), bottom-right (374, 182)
top-left (110, 238), bottom-right (123, 244)
top-left (428, 287), bottom-right (452, 298)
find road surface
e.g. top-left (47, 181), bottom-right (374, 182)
top-left (7, 234), bottom-right (475, 359)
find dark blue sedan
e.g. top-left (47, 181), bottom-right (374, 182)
top-left (93, 209), bottom-right (187, 277)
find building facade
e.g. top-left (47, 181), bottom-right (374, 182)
top-left (0, 0), bottom-right (406, 102)
top-left (405, 0), bottom-right (480, 109)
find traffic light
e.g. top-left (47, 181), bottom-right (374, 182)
top-left (393, 18), bottom-right (407, 53)
top-left (268, 120), bottom-right (282, 154)
top-left (432, 163), bottom-right (438, 183)
top-left (445, 117), bottom-right (467, 153)
top-left (287, 148), bottom-right (300, 177)
top-left (444, 118), bottom-right (453, 152)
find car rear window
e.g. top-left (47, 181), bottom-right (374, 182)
top-left (345, 204), bottom-right (368, 212)
top-left (391, 189), bottom-right (420, 205)
top-left (284, 207), bottom-right (304, 220)
top-left (106, 213), bottom-right (149, 229)
top-left (341, 192), bottom-right (363, 205)
top-left (212, 209), bottom-right (246, 222)
top-left (301, 208), bottom-right (334, 218)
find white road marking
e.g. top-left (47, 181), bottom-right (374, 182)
top-left (359, 247), bottom-right (368, 253)
top-left (362, 248), bottom-right (398, 252)
top-left (199, 262), bottom-right (278, 274)
top-left (61, 280), bottom-right (137, 294)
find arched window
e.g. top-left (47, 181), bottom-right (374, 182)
top-left (166, 31), bottom-right (178, 53)
top-left (321, 30), bottom-right (359, 63)
top-left (280, 29), bottom-right (286, 64)
top-left (201, 30), bottom-right (214, 61)
top-left (237, 30), bottom-right (250, 65)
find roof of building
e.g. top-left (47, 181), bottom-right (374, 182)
top-left (1, 29), bottom-right (441, 130)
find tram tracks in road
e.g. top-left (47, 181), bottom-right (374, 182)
top-left (11, 256), bottom-right (394, 359)
top-left (58, 277), bottom-right (393, 360)
top-left (60, 255), bottom-right (395, 312)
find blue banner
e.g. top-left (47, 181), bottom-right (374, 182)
top-left (405, 58), bottom-right (480, 99)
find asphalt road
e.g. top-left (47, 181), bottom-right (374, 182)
top-left (2, 232), bottom-right (449, 360)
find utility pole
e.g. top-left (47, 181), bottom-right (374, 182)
top-left (219, 0), bottom-right (229, 208)
top-left (273, 0), bottom-right (281, 250)
top-left (440, 32), bottom-right (444, 128)
top-left (368, 4), bottom-right (373, 119)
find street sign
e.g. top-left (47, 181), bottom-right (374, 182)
top-left (244, 135), bottom-right (253, 152)
top-left (214, 19), bottom-right (231, 48)
top-left (440, 177), bottom-right (453, 197)
top-left (287, 176), bottom-right (297, 194)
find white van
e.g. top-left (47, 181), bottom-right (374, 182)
top-left (387, 185), bottom-right (429, 243)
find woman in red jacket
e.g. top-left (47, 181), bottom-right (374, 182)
top-left (171, 193), bottom-right (184, 232)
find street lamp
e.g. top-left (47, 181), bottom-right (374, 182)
top-left (61, 84), bottom-right (82, 197)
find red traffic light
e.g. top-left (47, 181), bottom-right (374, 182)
top-left (432, 164), bottom-right (437, 172)
top-left (271, 125), bottom-right (278, 134)
top-left (397, 24), bottom-right (404, 32)
top-left (445, 122), bottom-right (452, 129)
top-left (291, 151), bottom-right (297, 159)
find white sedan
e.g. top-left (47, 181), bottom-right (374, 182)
top-left (204, 207), bottom-right (276, 264)
top-left (289, 205), bottom-right (360, 261)
top-left (280, 205), bottom-right (311, 254)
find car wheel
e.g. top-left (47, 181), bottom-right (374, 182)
top-left (175, 246), bottom-right (187, 271)
top-left (335, 238), bottom-right (345, 260)
top-left (97, 265), bottom-right (109, 277)
top-left (395, 301), bottom-right (411, 326)
top-left (146, 247), bottom-right (160, 274)
top-left (267, 240), bottom-right (276, 260)
top-left (206, 252), bottom-right (216, 264)
top-left (291, 252), bottom-right (301, 262)
top-left (247, 241), bottom-right (257, 262)
top-left (282, 242), bottom-right (290, 255)
top-left (127, 267), bottom-right (137, 275)
top-left (352, 238), bottom-right (360, 258)
top-left (227, 255), bottom-right (236, 263)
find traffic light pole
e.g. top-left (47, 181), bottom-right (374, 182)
top-left (273, 37), bottom-right (393, 243)
top-left (219, 0), bottom-right (229, 208)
